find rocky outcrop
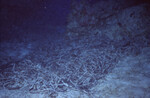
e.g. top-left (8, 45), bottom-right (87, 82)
top-left (66, 0), bottom-right (150, 40)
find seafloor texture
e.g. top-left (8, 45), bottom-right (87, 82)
top-left (0, 0), bottom-right (150, 98)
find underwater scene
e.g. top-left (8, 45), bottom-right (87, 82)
top-left (0, 0), bottom-right (150, 97)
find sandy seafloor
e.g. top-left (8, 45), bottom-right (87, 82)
top-left (0, 31), bottom-right (150, 98)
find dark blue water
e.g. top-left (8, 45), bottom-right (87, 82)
top-left (0, 0), bottom-right (71, 42)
